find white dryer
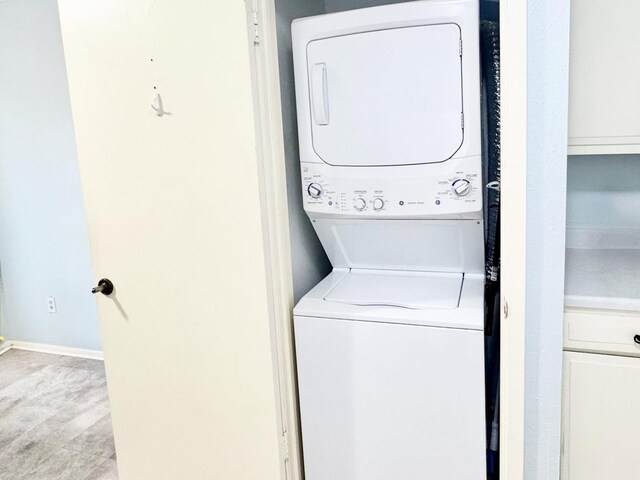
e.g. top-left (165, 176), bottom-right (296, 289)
top-left (292, 1), bottom-right (486, 479)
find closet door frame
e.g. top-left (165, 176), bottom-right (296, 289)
top-left (245, 1), bottom-right (303, 479)
top-left (499, 0), bottom-right (527, 478)
top-left (247, 1), bottom-right (568, 479)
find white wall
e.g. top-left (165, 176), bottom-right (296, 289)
top-left (567, 155), bottom-right (640, 227)
top-left (275, 0), bottom-right (332, 303)
top-left (525, 0), bottom-right (570, 479)
top-left (0, 0), bottom-right (101, 350)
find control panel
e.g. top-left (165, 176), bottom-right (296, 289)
top-left (301, 159), bottom-right (482, 217)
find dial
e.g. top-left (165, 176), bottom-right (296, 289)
top-left (307, 183), bottom-right (323, 199)
top-left (452, 179), bottom-right (472, 197)
top-left (373, 198), bottom-right (385, 210)
top-left (354, 198), bottom-right (367, 211)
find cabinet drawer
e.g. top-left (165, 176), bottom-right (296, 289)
top-left (564, 308), bottom-right (640, 357)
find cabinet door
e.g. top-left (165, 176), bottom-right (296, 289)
top-left (562, 352), bottom-right (640, 480)
top-left (568, 0), bottom-right (640, 154)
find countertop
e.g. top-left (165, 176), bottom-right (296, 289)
top-left (565, 227), bottom-right (640, 312)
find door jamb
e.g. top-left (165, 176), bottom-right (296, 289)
top-left (499, 0), bottom-right (527, 479)
top-left (246, 1), bottom-right (303, 479)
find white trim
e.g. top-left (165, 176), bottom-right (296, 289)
top-left (247, 1), bottom-right (302, 480)
top-left (499, 0), bottom-right (527, 479)
top-left (0, 341), bottom-right (12, 356)
top-left (568, 143), bottom-right (640, 156)
top-left (5, 340), bottom-right (103, 360)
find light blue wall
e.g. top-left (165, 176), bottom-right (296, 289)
top-left (0, 0), bottom-right (101, 350)
top-left (567, 155), bottom-right (640, 227)
top-left (525, 0), bottom-right (570, 479)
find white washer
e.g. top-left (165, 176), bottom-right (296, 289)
top-left (292, 1), bottom-right (486, 479)
top-left (294, 270), bottom-right (485, 480)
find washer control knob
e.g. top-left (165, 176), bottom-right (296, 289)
top-left (307, 183), bottom-right (323, 199)
top-left (373, 198), bottom-right (385, 210)
top-left (452, 179), bottom-right (472, 197)
top-left (354, 198), bottom-right (367, 211)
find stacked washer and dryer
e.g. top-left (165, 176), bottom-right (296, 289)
top-left (292, 1), bottom-right (486, 479)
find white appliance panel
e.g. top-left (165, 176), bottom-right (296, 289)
top-left (312, 218), bottom-right (485, 274)
top-left (307, 24), bottom-right (463, 167)
top-left (294, 315), bottom-right (487, 480)
top-left (301, 157), bottom-right (482, 217)
top-left (294, 270), bottom-right (485, 330)
top-left (324, 270), bottom-right (463, 309)
top-left (292, 0), bottom-right (482, 170)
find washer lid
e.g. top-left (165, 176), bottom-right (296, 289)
top-left (323, 270), bottom-right (463, 309)
top-left (306, 23), bottom-right (464, 167)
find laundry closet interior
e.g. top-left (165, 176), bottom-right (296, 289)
top-left (271, 0), bottom-right (501, 479)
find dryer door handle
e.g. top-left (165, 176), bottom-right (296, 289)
top-left (311, 63), bottom-right (329, 125)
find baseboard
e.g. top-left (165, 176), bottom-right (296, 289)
top-left (5, 340), bottom-right (103, 360)
top-left (0, 340), bottom-right (12, 356)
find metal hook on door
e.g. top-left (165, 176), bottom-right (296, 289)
top-left (151, 92), bottom-right (167, 117)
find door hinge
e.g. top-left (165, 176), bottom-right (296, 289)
top-left (503, 299), bottom-right (509, 318)
top-left (459, 39), bottom-right (463, 56)
top-left (280, 430), bottom-right (291, 479)
top-left (251, 5), bottom-right (260, 46)
top-left (284, 456), bottom-right (293, 480)
top-left (280, 429), bottom-right (290, 461)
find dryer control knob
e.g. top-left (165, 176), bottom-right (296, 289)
top-left (373, 198), bottom-right (385, 210)
top-left (452, 179), bottom-right (472, 197)
top-left (354, 198), bottom-right (367, 211)
top-left (307, 183), bottom-right (323, 199)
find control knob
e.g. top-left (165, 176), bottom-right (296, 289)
top-left (373, 198), bottom-right (385, 211)
top-left (307, 183), bottom-right (323, 199)
top-left (354, 198), bottom-right (367, 211)
top-left (452, 179), bottom-right (472, 197)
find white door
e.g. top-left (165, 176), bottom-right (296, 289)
top-left (57, 2), bottom-right (284, 479)
top-left (306, 24), bottom-right (464, 167)
top-left (562, 351), bottom-right (640, 480)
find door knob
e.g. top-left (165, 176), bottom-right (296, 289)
top-left (92, 278), bottom-right (114, 296)
top-left (634, 335), bottom-right (640, 345)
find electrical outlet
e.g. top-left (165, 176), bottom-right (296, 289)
top-left (47, 296), bottom-right (57, 313)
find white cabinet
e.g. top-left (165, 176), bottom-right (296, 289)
top-left (564, 309), bottom-right (640, 358)
top-left (568, 0), bottom-right (640, 154)
top-left (562, 351), bottom-right (640, 480)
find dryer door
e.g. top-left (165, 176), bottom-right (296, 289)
top-left (306, 23), bottom-right (464, 167)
